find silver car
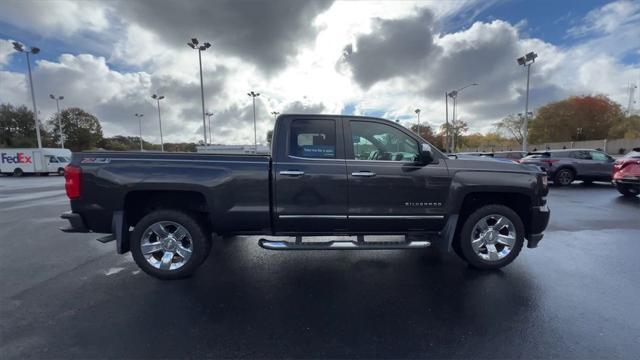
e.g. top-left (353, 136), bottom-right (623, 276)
top-left (519, 149), bottom-right (615, 186)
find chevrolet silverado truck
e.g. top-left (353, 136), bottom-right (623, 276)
top-left (60, 114), bottom-right (550, 279)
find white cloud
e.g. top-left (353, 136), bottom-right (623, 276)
top-left (0, 0), bottom-right (109, 37)
top-left (0, 39), bottom-right (15, 67)
top-left (568, 0), bottom-right (640, 37)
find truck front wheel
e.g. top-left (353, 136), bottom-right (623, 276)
top-left (457, 204), bottom-right (524, 270)
top-left (130, 210), bottom-right (211, 280)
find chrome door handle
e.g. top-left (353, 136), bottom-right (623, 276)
top-left (351, 171), bottom-right (376, 177)
top-left (280, 170), bottom-right (305, 176)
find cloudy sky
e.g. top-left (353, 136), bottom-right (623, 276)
top-left (1, 0), bottom-right (639, 145)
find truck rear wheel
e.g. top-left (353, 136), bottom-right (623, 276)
top-left (457, 204), bottom-right (524, 270)
top-left (13, 168), bottom-right (23, 177)
top-left (130, 209), bottom-right (211, 280)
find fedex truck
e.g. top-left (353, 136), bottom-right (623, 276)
top-left (0, 148), bottom-right (72, 176)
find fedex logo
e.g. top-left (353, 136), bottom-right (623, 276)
top-left (1, 152), bottom-right (32, 164)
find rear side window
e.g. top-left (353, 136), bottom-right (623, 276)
top-left (289, 119), bottom-right (336, 159)
top-left (572, 151), bottom-right (592, 160)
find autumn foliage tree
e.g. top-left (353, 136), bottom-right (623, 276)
top-left (528, 95), bottom-right (624, 143)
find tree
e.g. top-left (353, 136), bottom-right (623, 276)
top-left (528, 95), bottom-right (624, 143)
top-left (494, 114), bottom-right (525, 144)
top-left (439, 120), bottom-right (468, 151)
top-left (0, 103), bottom-right (49, 147)
top-left (409, 123), bottom-right (443, 149)
top-left (608, 115), bottom-right (640, 139)
top-left (47, 107), bottom-right (103, 151)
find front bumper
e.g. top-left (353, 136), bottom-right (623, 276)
top-left (613, 176), bottom-right (640, 186)
top-left (60, 211), bottom-right (89, 233)
top-left (527, 204), bottom-right (550, 248)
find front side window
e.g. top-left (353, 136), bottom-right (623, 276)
top-left (289, 119), bottom-right (336, 159)
top-left (350, 121), bottom-right (419, 161)
top-left (590, 151), bottom-right (608, 161)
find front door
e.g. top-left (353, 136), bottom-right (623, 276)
top-left (274, 117), bottom-right (348, 233)
top-left (345, 119), bottom-right (450, 232)
top-left (589, 150), bottom-right (614, 180)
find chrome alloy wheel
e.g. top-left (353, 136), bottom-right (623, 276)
top-left (140, 221), bottom-right (193, 270)
top-left (470, 214), bottom-right (517, 262)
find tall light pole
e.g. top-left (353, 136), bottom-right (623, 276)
top-left (271, 111), bottom-right (279, 122)
top-left (445, 92), bottom-right (449, 153)
top-left (49, 94), bottom-right (64, 148)
top-left (446, 83), bottom-right (478, 152)
top-left (134, 113), bottom-right (144, 151)
top-left (517, 51), bottom-right (537, 152)
top-left (13, 41), bottom-right (42, 148)
top-left (414, 108), bottom-right (421, 137)
top-left (187, 38), bottom-right (212, 146)
top-left (151, 94), bottom-right (165, 151)
top-left (206, 111), bottom-right (214, 145)
top-left (248, 91), bottom-right (260, 152)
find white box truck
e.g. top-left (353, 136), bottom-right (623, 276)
top-left (1, 148), bottom-right (72, 176)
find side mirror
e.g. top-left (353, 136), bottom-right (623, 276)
top-left (419, 143), bottom-right (434, 164)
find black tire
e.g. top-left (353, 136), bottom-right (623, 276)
top-left (130, 209), bottom-right (211, 280)
top-left (57, 167), bottom-right (65, 176)
top-left (13, 168), bottom-right (23, 177)
top-left (616, 183), bottom-right (639, 197)
top-left (582, 179), bottom-right (593, 185)
top-left (457, 204), bottom-right (525, 270)
top-left (554, 168), bottom-right (574, 186)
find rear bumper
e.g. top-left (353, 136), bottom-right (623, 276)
top-left (60, 211), bottom-right (89, 233)
top-left (527, 204), bottom-right (550, 248)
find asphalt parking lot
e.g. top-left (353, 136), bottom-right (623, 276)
top-left (1, 176), bottom-right (639, 358)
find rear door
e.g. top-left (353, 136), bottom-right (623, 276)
top-left (345, 119), bottom-right (449, 232)
top-left (273, 117), bottom-right (348, 233)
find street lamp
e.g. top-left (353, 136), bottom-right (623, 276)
top-left (414, 109), bottom-right (421, 137)
top-left (446, 83), bottom-right (478, 152)
top-left (49, 94), bottom-right (64, 148)
top-left (134, 113), bottom-right (144, 151)
top-left (248, 91), bottom-right (260, 152)
top-left (271, 111), bottom-right (280, 122)
top-left (517, 51), bottom-right (538, 152)
top-left (151, 94), bottom-right (165, 151)
top-left (205, 111), bottom-right (214, 145)
top-left (13, 41), bottom-right (42, 148)
top-left (187, 38), bottom-right (212, 146)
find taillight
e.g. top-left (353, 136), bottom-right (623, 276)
top-left (64, 165), bottom-right (82, 199)
top-left (540, 159), bottom-right (558, 166)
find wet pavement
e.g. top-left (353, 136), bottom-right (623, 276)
top-left (1, 176), bottom-right (639, 358)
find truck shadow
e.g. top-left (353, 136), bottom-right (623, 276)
top-left (123, 241), bottom-right (541, 358)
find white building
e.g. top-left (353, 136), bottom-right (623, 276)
top-left (196, 144), bottom-right (271, 154)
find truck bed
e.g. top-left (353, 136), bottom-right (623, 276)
top-left (70, 151), bottom-right (272, 235)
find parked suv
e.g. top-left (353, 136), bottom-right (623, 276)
top-left (519, 149), bottom-right (615, 186)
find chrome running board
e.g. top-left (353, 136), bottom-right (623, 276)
top-left (258, 237), bottom-right (431, 251)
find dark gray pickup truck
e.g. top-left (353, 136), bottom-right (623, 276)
top-left (61, 114), bottom-right (550, 279)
